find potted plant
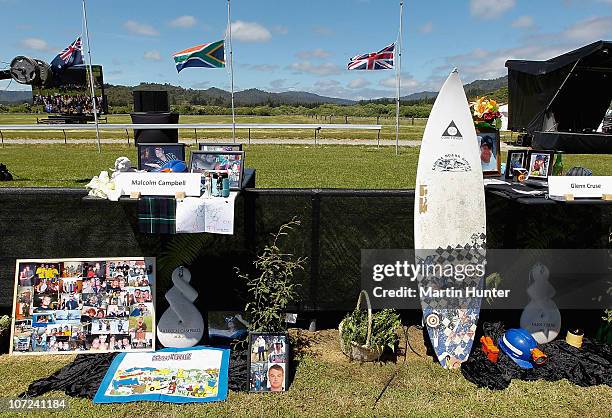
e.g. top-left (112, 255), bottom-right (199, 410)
top-left (339, 291), bottom-right (401, 362)
top-left (237, 219), bottom-right (305, 333)
top-left (236, 219), bottom-right (305, 392)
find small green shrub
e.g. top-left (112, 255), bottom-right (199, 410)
top-left (237, 218), bottom-right (306, 333)
top-left (341, 308), bottom-right (401, 352)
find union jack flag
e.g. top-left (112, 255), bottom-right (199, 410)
top-left (348, 43), bottom-right (395, 70)
top-left (60, 38), bottom-right (82, 62)
top-left (50, 37), bottom-right (83, 74)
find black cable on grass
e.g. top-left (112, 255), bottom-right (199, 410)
top-left (373, 324), bottom-right (412, 409)
top-left (372, 324), bottom-right (427, 409)
top-left (372, 369), bottom-right (399, 408)
top-left (406, 324), bottom-right (424, 358)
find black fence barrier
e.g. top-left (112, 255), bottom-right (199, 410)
top-left (0, 188), bottom-right (611, 316)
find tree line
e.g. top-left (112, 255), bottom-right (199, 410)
top-left (0, 102), bottom-right (435, 118)
top-left (0, 85), bottom-right (508, 118)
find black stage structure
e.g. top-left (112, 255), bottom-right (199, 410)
top-left (130, 90), bottom-right (179, 144)
top-left (506, 40), bottom-right (612, 153)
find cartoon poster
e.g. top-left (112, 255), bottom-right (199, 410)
top-left (10, 257), bottom-right (156, 355)
top-left (93, 346), bottom-right (230, 404)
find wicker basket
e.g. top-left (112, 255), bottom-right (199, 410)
top-left (339, 291), bottom-right (383, 362)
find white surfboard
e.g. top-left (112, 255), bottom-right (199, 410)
top-left (414, 69), bottom-right (486, 368)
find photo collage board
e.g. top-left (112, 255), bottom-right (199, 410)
top-left (248, 333), bottom-right (289, 392)
top-left (11, 257), bottom-right (156, 355)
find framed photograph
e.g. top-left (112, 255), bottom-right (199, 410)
top-left (10, 257), bottom-right (156, 355)
top-left (248, 332), bottom-right (289, 393)
top-left (199, 143), bottom-right (242, 152)
top-left (189, 151), bottom-right (245, 190)
top-left (526, 150), bottom-right (554, 179)
top-left (138, 143), bottom-right (186, 172)
top-left (476, 130), bottom-right (501, 176)
top-left (505, 150), bottom-right (528, 180)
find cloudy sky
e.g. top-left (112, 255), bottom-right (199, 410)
top-left (1, 0), bottom-right (611, 99)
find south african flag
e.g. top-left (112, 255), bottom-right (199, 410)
top-left (173, 40), bottom-right (225, 73)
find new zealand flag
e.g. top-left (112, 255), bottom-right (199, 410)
top-left (50, 37), bottom-right (83, 75)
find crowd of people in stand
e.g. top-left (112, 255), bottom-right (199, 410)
top-left (33, 93), bottom-right (103, 115)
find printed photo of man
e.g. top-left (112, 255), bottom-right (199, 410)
top-left (267, 364), bottom-right (285, 392)
top-left (479, 135), bottom-right (497, 172)
top-left (64, 294), bottom-right (79, 310)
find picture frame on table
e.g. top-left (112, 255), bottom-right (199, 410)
top-left (198, 143), bottom-right (243, 152)
top-left (189, 150), bottom-right (245, 190)
top-left (248, 332), bottom-right (289, 393)
top-left (526, 150), bottom-right (555, 179)
top-left (476, 129), bottom-right (501, 176)
top-left (137, 143), bottom-right (186, 172)
top-left (505, 150), bottom-right (528, 180)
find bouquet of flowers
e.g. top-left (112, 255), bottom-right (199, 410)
top-left (470, 96), bottom-right (502, 130)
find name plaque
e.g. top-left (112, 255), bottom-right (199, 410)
top-left (548, 176), bottom-right (612, 199)
top-left (115, 172), bottom-right (201, 197)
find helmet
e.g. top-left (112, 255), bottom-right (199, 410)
top-left (155, 160), bottom-right (187, 173)
top-left (498, 328), bottom-right (539, 369)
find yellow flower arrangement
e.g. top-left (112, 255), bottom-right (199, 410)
top-left (470, 96), bottom-right (502, 129)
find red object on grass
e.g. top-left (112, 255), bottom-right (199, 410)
top-left (480, 336), bottom-right (500, 363)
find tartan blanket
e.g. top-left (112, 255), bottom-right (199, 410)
top-left (137, 196), bottom-right (176, 234)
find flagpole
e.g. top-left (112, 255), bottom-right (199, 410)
top-left (82, 0), bottom-right (100, 153)
top-left (227, 0), bottom-right (236, 143)
top-left (395, 1), bottom-right (403, 156)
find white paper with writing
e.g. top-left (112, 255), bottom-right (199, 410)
top-left (205, 193), bottom-right (237, 235)
top-left (175, 193), bottom-right (238, 234)
top-left (176, 197), bottom-right (207, 233)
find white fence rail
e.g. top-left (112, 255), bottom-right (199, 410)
top-left (0, 123), bottom-right (383, 146)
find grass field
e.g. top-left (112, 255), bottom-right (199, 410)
top-left (0, 115), bottom-right (611, 417)
top-left (0, 113), bottom-right (428, 142)
top-left (1, 144), bottom-right (611, 188)
top-left (0, 329), bottom-right (609, 417)
top-left (0, 113), bottom-right (525, 143)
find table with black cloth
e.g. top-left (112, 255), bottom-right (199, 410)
top-left (485, 178), bottom-right (612, 205)
top-left (484, 178), bottom-right (612, 249)
top-left (81, 167), bottom-right (257, 325)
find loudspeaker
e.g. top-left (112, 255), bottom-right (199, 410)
top-left (130, 112), bottom-right (179, 145)
top-left (133, 90), bottom-right (169, 112)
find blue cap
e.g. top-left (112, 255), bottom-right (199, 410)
top-left (154, 160), bottom-right (187, 173)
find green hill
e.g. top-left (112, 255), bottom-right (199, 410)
top-left (104, 83), bottom-right (353, 108)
